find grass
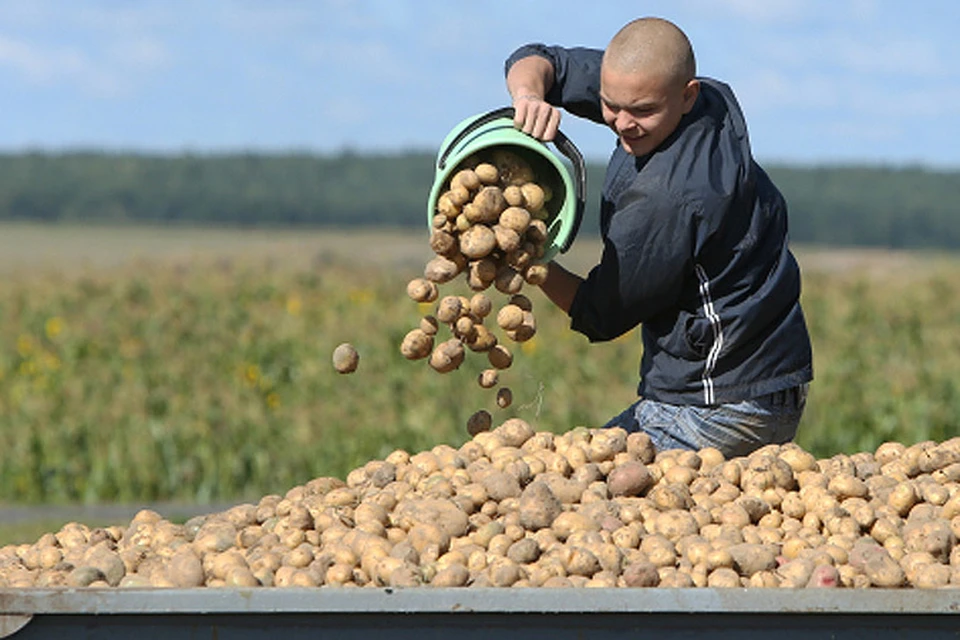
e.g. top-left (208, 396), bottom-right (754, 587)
top-left (1, 223), bottom-right (959, 544)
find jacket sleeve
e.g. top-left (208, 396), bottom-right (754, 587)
top-left (568, 186), bottom-right (697, 341)
top-left (504, 44), bottom-right (605, 125)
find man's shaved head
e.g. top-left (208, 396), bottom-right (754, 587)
top-left (603, 17), bottom-right (696, 88)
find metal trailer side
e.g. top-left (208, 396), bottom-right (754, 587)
top-left (2, 587), bottom-right (960, 639)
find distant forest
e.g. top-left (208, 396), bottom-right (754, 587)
top-left (1, 152), bottom-right (958, 249)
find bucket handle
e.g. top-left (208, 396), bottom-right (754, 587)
top-left (438, 106), bottom-right (585, 255)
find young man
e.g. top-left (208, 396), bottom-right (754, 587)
top-left (505, 17), bottom-right (813, 458)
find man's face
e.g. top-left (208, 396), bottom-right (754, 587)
top-left (600, 65), bottom-right (699, 156)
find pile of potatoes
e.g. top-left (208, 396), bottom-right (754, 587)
top-left (5, 422), bottom-right (960, 590)
top-left (403, 148), bottom-right (557, 427)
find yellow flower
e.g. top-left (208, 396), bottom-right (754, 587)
top-left (520, 337), bottom-right (539, 355)
top-left (349, 288), bottom-right (374, 305)
top-left (244, 364), bottom-right (260, 385)
top-left (41, 352), bottom-right (61, 371)
top-left (286, 294), bottom-right (302, 316)
top-left (45, 317), bottom-right (64, 339)
top-left (266, 392), bottom-right (281, 409)
top-left (18, 360), bottom-right (37, 377)
top-left (16, 334), bottom-right (33, 357)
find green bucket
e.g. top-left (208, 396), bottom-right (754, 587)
top-left (427, 107), bottom-right (585, 263)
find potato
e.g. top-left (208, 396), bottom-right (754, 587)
top-left (450, 169), bottom-right (481, 192)
top-left (653, 510), bottom-right (700, 543)
top-left (506, 245), bottom-right (535, 272)
top-left (481, 471), bottom-right (521, 502)
top-left (725, 543), bottom-right (778, 577)
top-left (524, 264), bottom-right (549, 286)
top-left (400, 329), bottom-right (433, 360)
top-left (467, 325), bottom-right (498, 352)
top-left (507, 312), bottom-right (537, 343)
top-left (435, 296), bottom-right (463, 324)
top-left (803, 564), bottom-right (840, 588)
top-left (469, 293), bottom-right (493, 318)
top-left (496, 388), bottom-right (513, 409)
top-left (424, 256), bottom-right (461, 284)
top-left (467, 264), bottom-right (493, 291)
top-left (332, 343), bottom-right (360, 374)
top-left (888, 483), bottom-right (919, 517)
top-left (828, 474), bottom-right (868, 500)
top-left (460, 224), bottom-right (498, 259)
top-left (526, 218), bottom-right (548, 245)
top-left (500, 207), bottom-right (532, 234)
top-left (429, 230), bottom-right (457, 257)
top-left (706, 567), bottom-right (741, 587)
top-left (436, 192), bottom-right (460, 219)
top-left (431, 563), bottom-right (470, 587)
top-left (503, 185), bottom-right (525, 207)
top-left (448, 185), bottom-right (471, 207)
top-left (474, 163), bottom-right (499, 185)
top-left (419, 315), bottom-right (439, 336)
top-left (552, 513), bottom-right (601, 542)
top-left (454, 316), bottom-right (476, 342)
top-left (494, 266), bottom-right (524, 295)
top-left (487, 344), bottom-right (513, 370)
top-left (467, 410), bottom-right (493, 437)
top-left (622, 560), bottom-right (660, 587)
top-left (517, 482), bottom-right (562, 531)
top-left (491, 149), bottom-right (535, 186)
top-left (516, 183), bottom-right (544, 212)
top-left (607, 462), bottom-right (654, 498)
top-left (429, 339), bottom-right (465, 374)
top-left (478, 369), bottom-right (499, 389)
top-left (496, 304), bottom-right (525, 331)
top-left (493, 225), bottom-right (522, 253)
top-left (166, 548), bottom-right (205, 588)
top-left (564, 546), bottom-right (602, 577)
top-left (472, 186), bottom-right (507, 223)
top-left (864, 549), bottom-right (907, 587)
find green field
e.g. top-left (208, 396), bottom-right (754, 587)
top-left (1, 223), bottom-right (959, 544)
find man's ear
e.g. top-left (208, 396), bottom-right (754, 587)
top-left (682, 79), bottom-right (700, 114)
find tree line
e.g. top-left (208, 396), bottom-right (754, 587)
top-left (1, 152), bottom-right (958, 249)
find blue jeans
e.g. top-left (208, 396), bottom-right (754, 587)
top-left (603, 384), bottom-right (809, 459)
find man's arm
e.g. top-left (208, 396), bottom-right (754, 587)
top-left (506, 55), bottom-right (562, 141)
top-left (538, 261), bottom-right (582, 314)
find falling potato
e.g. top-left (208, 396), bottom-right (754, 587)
top-left (466, 409), bottom-right (492, 436)
top-left (478, 368), bottom-right (499, 389)
top-left (332, 343), bottom-right (359, 374)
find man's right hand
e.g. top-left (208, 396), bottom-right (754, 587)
top-left (511, 95), bottom-right (561, 142)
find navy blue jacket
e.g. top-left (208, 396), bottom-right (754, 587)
top-left (506, 44), bottom-right (813, 406)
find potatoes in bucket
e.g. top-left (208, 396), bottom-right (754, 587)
top-left (400, 148), bottom-right (559, 434)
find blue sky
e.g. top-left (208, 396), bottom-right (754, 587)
top-left (1, 0), bottom-right (958, 166)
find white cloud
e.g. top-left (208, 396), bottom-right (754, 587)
top-left (736, 65), bottom-right (960, 123)
top-left (680, 0), bottom-right (809, 23)
top-left (106, 37), bottom-right (171, 70)
top-left (735, 70), bottom-right (841, 111)
top-left (0, 31), bottom-right (171, 97)
top-left (0, 35), bottom-right (116, 91)
top-left (0, 1), bottom-right (178, 34)
top-left (301, 39), bottom-right (416, 86)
